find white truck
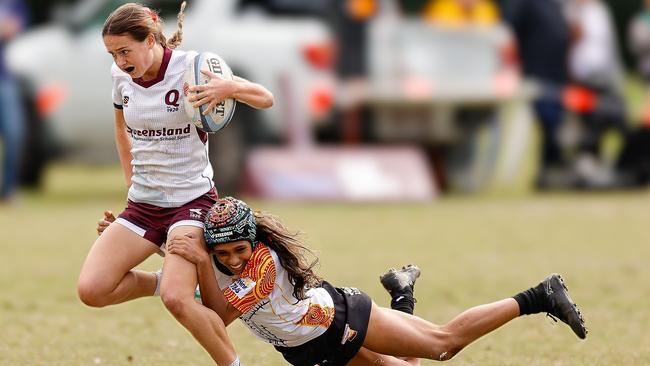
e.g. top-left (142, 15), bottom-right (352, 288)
top-left (7, 0), bottom-right (336, 193)
top-left (352, 1), bottom-right (531, 192)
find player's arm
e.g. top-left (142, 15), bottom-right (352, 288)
top-left (195, 255), bottom-right (242, 326)
top-left (167, 233), bottom-right (242, 325)
top-left (114, 108), bottom-right (133, 187)
top-left (230, 75), bottom-right (274, 109)
top-left (189, 71), bottom-right (274, 114)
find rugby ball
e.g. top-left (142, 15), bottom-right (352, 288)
top-left (183, 52), bottom-right (236, 133)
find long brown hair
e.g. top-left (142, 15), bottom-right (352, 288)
top-left (254, 211), bottom-right (322, 301)
top-left (102, 2), bottom-right (186, 49)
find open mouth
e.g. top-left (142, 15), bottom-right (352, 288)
top-left (124, 66), bottom-right (135, 74)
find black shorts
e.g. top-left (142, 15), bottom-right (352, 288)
top-left (274, 281), bottom-right (372, 366)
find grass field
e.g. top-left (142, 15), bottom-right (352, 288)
top-left (1, 164), bottom-right (649, 365)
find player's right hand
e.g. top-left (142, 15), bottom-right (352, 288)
top-left (97, 210), bottom-right (116, 236)
top-left (167, 232), bottom-right (209, 265)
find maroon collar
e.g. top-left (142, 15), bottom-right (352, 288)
top-left (133, 47), bottom-right (172, 88)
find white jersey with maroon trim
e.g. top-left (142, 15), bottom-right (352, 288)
top-left (213, 244), bottom-right (335, 347)
top-left (111, 48), bottom-right (214, 207)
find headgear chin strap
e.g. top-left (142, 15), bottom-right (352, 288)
top-left (204, 197), bottom-right (258, 250)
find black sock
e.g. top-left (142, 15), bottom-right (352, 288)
top-left (389, 288), bottom-right (416, 315)
top-left (513, 282), bottom-right (547, 316)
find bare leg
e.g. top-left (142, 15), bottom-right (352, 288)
top-left (78, 222), bottom-right (160, 307)
top-left (161, 225), bottom-right (238, 366)
top-left (434, 298), bottom-right (519, 359)
top-left (362, 299), bottom-right (519, 361)
top-left (362, 264), bottom-right (421, 365)
top-left (348, 347), bottom-right (420, 366)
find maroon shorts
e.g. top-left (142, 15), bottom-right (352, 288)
top-left (115, 188), bottom-right (218, 247)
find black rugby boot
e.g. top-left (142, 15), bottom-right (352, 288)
top-left (541, 274), bottom-right (588, 339)
top-left (380, 264), bottom-right (421, 314)
top-left (380, 264), bottom-right (421, 295)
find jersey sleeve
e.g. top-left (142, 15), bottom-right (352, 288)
top-left (111, 63), bottom-right (123, 109)
top-left (222, 244), bottom-right (276, 314)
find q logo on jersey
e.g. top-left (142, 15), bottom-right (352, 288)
top-left (165, 90), bottom-right (180, 112)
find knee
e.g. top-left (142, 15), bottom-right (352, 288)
top-left (77, 279), bottom-right (110, 308)
top-left (433, 329), bottom-right (464, 361)
top-left (161, 290), bottom-right (194, 320)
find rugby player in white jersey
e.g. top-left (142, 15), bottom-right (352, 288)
top-left (77, 3), bottom-right (273, 366)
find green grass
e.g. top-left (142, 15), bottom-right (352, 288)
top-left (1, 164), bottom-right (649, 365)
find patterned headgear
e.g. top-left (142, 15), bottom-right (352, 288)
top-left (204, 197), bottom-right (257, 250)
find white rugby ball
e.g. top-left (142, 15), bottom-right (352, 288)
top-left (183, 52), bottom-right (236, 133)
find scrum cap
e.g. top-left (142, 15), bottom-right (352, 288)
top-left (204, 197), bottom-right (257, 250)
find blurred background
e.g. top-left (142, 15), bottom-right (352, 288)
top-left (2, 0), bottom-right (650, 365)
top-left (2, 0), bottom-right (650, 200)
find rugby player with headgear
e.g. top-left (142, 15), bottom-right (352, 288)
top-left (78, 2), bottom-right (273, 365)
top-left (165, 197), bottom-right (588, 365)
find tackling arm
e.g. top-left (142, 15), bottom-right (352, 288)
top-left (196, 256), bottom-right (243, 326)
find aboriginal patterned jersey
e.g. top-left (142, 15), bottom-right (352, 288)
top-left (214, 244), bottom-right (335, 347)
top-left (111, 48), bottom-right (214, 207)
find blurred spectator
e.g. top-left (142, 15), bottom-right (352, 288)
top-left (565, 0), bottom-right (627, 188)
top-left (423, 0), bottom-right (500, 27)
top-left (333, 0), bottom-right (374, 81)
top-left (614, 0), bottom-right (650, 187)
top-left (504, 0), bottom-right (572, 190)
top-left (322, 0), bottom-right (377, 143)
top-left (0, 0), bottom-right (28, 202)
top-left (567, 0), bottom-right (623, 91)
top-left (629, 0), bottom-right (650, 125)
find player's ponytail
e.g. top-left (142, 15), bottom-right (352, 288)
top-left (166, 1), bottom-right (186, 49)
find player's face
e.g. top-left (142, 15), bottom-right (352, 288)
top-left (103, 33), bottom-right (155, 79)
top-left (213, 240), bottom-right (253, 275)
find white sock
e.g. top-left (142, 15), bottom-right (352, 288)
top-left (153, 270), bottom-right (163, 296)
top-left (227, 356), bottom-right (241, 366)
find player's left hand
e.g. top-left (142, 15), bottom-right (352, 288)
top-left (167, 232), bottom-right (210, 264)
top-left (188, 70), bottom-right (235, 115)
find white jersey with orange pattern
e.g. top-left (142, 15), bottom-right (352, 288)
top-left (111, 48), bottom-right (214, 207)
top-left (213, 244), bottom-right (335, 347)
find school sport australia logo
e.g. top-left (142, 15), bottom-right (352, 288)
top-left (123, 96), bottom-right (130, 107)
top-left (165, 90), bottom-right (180, 112)
top-left (228, 277), bottom-right (256, 299)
